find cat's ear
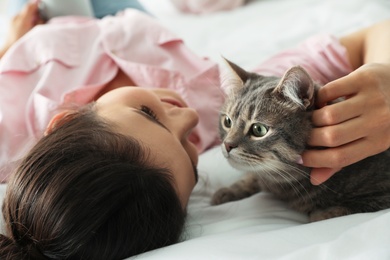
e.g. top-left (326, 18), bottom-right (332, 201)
top-left (220, 57), bottom-right (250, 94)
top-left (272, 66), bottom-right (315, 109)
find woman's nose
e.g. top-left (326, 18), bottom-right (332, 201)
top-left (168, 107), bottom-right (199, 140)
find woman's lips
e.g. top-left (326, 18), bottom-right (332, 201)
top-left (160, 98), bottom-right (185, 108)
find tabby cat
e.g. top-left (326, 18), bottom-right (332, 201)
top-left (211, 59), bottom-right (390, 221)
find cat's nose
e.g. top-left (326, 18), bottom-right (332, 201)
top-left (224, 142), bottom-right (237, 153)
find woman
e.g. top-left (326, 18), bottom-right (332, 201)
top-left (0, 2), bottom-right (390, 259)
top-left (0, 4), bottom-right (222, 259)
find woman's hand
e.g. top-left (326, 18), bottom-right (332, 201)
top-left (0, 1), bottom-right (44, 58)
top-left (302, 63), bottom-right (390, 185)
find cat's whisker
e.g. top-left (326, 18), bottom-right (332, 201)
top-left (285, 163), bottom-right (338, 194)
top-left (277, 166), bottom-right (313, 203)
top-left (263, 161), bottom-right (311, 202)
top-left (233, 149), bottom-right (316, 205)
top-left (251, 165), bottom-right (281, 194)
top-left (274, 162), bottom-right (322, 201)
top-left (259, 163), bottom-right (292, 194)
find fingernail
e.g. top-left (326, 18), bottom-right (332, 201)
top-left (296, 156), bottom-right (303, 165)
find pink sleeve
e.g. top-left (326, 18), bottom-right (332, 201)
top-left (170, 0), bottom-right (246, 14)
top-left (252, 34), bottom-right (354, 85)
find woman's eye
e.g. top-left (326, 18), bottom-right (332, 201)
top-left (222, 115), bottom-right (232, 128)
top-left (140, 105), bottom-right (158, 120)
top-left (251, 123), bottom-right (268, 137)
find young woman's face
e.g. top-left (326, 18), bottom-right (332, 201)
top-left (95, 87), bottom-right (199, 207)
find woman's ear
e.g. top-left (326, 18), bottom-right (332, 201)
top-left (44, 110), bottom-right (75, 136)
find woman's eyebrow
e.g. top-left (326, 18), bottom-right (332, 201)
top-left (134, 110), bottom-right (171, 133)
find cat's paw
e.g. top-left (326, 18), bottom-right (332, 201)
top-left (211, 187), bottom-right (240, 205)
top-left (309, 206), bottom-right (351, 222)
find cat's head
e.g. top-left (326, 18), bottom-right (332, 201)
top-left (219, 59), bottom-right (318, 181)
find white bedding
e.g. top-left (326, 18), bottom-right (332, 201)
top-left (0, 0), bottom-right (390, 259)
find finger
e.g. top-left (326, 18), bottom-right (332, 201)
top-left (302, 138), bottom-right (370, 169)
top-left (19, 1), bottom-right (40, 22)
top-left (311, 95), bottom-right (362, 127)
top-left (316, 77), bottom-right (359, 107)
top-left (310, 167), bottom-right (341, 185)
top-left (308, 116), bottom-right (367, 147)
top-left (27, 1), bottom-right (40, 12)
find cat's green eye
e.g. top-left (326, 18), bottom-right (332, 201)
top-left (251, 123), bottom-right (268, 137)
top-left (223, 115), bottom-right (232, 128)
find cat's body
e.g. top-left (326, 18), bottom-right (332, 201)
top-left (212, 60), bottom-right (390, 221)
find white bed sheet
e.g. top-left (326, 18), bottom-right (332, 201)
top-left (0, 0), bottom-right (389, 259)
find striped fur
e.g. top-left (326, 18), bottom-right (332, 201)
top-left (212, 60), bottom-right (390, 221)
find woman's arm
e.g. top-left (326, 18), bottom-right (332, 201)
top-left (340, 19), bottom-right (390, 67)
top-left (0, 1), bottom-right (43, 59)
top-left (302, 20), bottom-right (390, 185)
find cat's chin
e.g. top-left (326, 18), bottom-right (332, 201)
top-left (226, 158), bottom-right (265, 172)
top-left (227, 157), bottom-right (307, 182)
top-left (223, 149), bottom-right (268, 172)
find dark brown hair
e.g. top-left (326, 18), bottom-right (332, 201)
top-left (0, 105), bottom-right (185, 259)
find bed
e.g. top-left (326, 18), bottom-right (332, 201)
top-left (1, 0), bottom-right (390, 259)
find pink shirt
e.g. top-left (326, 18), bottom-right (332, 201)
top-left (0, 10), bottom-right (352, 182)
